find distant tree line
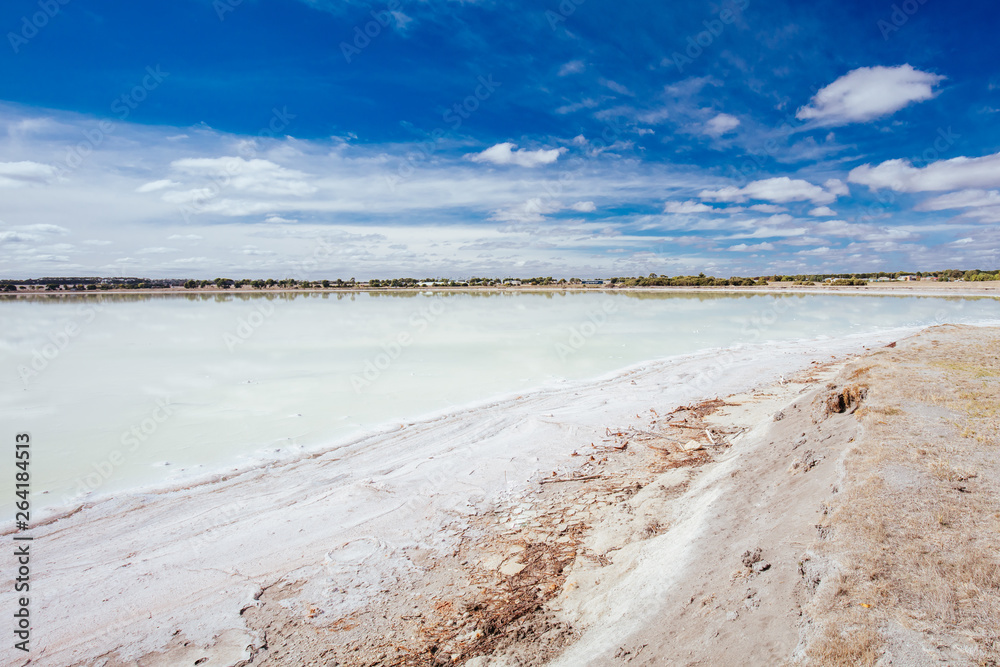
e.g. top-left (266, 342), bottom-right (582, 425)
top-left (2, 268), bottom-right (998, 293)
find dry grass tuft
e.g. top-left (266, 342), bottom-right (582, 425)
top-left (806, 626), bottom-right (882, 666)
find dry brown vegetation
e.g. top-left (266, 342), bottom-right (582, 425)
top-left (377, 397), bottom-right (742, 666)
top-left (802, 326), bottom-right (1000, 665)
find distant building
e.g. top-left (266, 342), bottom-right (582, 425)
top-left (899, 275), bottom-right (917, 281)
top-left (581, 279), bottom-right (605, 285)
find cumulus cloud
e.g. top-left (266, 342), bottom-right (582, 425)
top-left (796, 65), bottom-right (944, 126)
top-left (824, 178), bottom-right (849, 196)
top-left (809, 206), bottom-right (836, 216)
top-left (727, 242), bottom-right (775, 252)
top-left (168, 233), bottom-right (203, 240)
top-left (703, 113), bottom-right (740, 137)
top-left (663, 200), bottom-right (713, 214)
top-left (569, 201), bottom-right (596, 212)
top-left (699, 177), bottom-right (836, 204)
top-left (467, 142), bottom-right (565, 167)
top-left (748, 204), bottom-right (786, 213)
top-left (849, 151), bottom-right (1000, 192)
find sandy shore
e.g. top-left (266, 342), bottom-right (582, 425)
top-left (6, 325), bottom-right (999, 665)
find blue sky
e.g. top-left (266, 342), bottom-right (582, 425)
top-left (1, 0), bottom-right (998, 278)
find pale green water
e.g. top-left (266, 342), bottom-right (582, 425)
top-left (1, 289), bottom-right (997, 515)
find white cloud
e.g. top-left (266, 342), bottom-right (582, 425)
top-left (0, 231), bottom-right (38, 244)
top-left (242, 245), bottom-right (276, 256)
top-left (136, 179), bottom-right (180, 193)
top-left (467, 143), bottom-right (565, 168)
top-left (796, 65), bottom-right (944, 126)
top-left (748, 204), bottom-right (786, 213)
top-left (849, 151), bottom-right (1000, 192)
top-left (167, 234), bottom-right (203, 240)
top-left (824, 178), bottom-right (849, 196)
top-left (169, 157), bottom-right (316, 196)
top-left (813, 220), bottom-right (916, 241)
top-left (570, 201), bottom-right (596, 212)
top-left (916, 189), bottom-right (1000, 210)
top-left (0, 161), bottom-right (57, 187)
top-left (727, 242), bottom-right (775, 252)
top-left (136, 247), bottom-right (175, 254)
top-left (663, 200), bottom-right (712, 214)
top-left (636, 108), bottom-right (670, 124)
top-left (601, 79), bottom-right (633, 96)
top-left (809, 206), bottom-right (836, 216)
top-left (264, 215), bottom-right (298, 224)
top-left (959, 207), bottom-right (1000, 223)
top-left (555, 99), bottom-right (599, 115)
top-left (21, 223), bottom-right (70, 235)
top-left (699, 177), bottom-right (836, 204)
top-left (490, 197), bottom-right (564, 223)
top-left (558, 60), bottom-right (585, 76)
top-left (161, 187), bottom-right (216, 205)
top-left (703, 113), bottom-right (740, 137)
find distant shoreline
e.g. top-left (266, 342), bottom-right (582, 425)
top-left (2, 281), bottom-right (999, 299)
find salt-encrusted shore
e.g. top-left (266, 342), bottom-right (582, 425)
top-left (3, 325), bottom-right (991, 666)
